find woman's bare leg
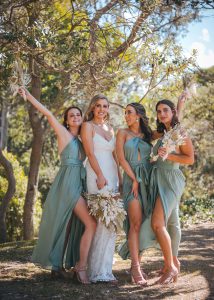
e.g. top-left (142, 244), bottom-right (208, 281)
top-left (73, 196), bottom-right (96, 282)
top-left (152, 197), bottom-right (178, 283)
top-left (128, 199), bottom-right (146, 284)
top-left (73, 196), bottom-right (96, 267)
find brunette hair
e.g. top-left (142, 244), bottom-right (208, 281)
top-left (83, 94), bottom-right (109, 122)
top-left (127, 102), bottom-right (152, 144)
top-left (156, 99), bottom-right (179, 133)
top-left (62, 106), bottom-right (83, 131)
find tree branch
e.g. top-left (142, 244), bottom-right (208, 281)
top-left (109, 10), bottom-right (149, 59)
top-left (89, 0), bottom-right (119, 53)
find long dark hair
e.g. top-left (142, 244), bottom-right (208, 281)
top-left (62, 106), bottom-right (83, 131)
top-left (83, 94), bottom-right (109, 122)
top-left (156, 99), bottom-right (179, 133)
top-left (127, 102), bottom-right (152, 144)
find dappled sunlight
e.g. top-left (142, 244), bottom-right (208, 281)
top-left (0, 223), bottom-right (213, 299)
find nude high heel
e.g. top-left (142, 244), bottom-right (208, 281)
top-left (130, 263), bottom-right (147, 286)
top-left (156, 267), bottom-right (178, 285)
top-left (73, 264), bottom-right (91, 284)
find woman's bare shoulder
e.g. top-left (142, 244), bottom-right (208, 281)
top-left (81, 121), bottom-right (93, 130)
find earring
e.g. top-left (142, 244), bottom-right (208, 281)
top-left (66, 123), bottom-right (69, 129)
top-left (136, 119), bottom-right (139, 122)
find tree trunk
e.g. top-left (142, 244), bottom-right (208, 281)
top-left (23, 60), bottom-right (45, 240)
top-left (0, 103), bottom-right (8, 149)
top-left (0, 149), bottom-right (16, 243)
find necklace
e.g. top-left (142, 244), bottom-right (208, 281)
top-left (92, 121), bottom-right (105, 127)
top-left (127, 129), bottom-right (144, 138)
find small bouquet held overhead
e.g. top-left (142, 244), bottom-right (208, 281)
top-left (9, 58), bottom-right (31, 100)
top-left (84, 190), bottom-right (126, 233)
top-left (151, 124), bottom-right (187, 162)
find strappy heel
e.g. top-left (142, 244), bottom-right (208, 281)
top-left (141, 268), bottom-right (148, 280)
top-left (156, 267), bottom-right (178, 285)
top-left (73, 264), bottom-right (91, 284)
top-left (130, 263), bottom-right (147, 286)
top-left (156, 266), bottom-right (167, 276)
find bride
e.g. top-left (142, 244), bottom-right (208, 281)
top-left (81, 94), bottom-right (121, 282)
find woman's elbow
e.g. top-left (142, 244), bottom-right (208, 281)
top-left (190, 157), bottom-right (195, 165)
top-left (187, 156), bottom-right (194, 165)
top-left (46, 111), bottom-right (54, 120)
top-left (87, 152), bottom-right (95, 160)
top-left (118, 158), bottom-right (126, 166)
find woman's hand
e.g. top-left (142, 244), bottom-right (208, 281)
top-left (177, 90), bottom-right (189, 122)
top-left (96, 174), bottom-right (108, 190)
top-left (18, 86), bottom-right (29, 100)
top-left (178, 90), bottom-right (189, 103)
top-left (158, 147), bottom-right (168, 159)
top-left (131, 179), bottom-right (138, 199)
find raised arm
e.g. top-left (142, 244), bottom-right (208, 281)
top-left (18, 87), bottom-right (70, 151)
top-left (80, 122), bottom-right (108, 190)
top-left (177, 91), bottom-right (188, 122)
top-left (116, 129), bottom-right (138, 198)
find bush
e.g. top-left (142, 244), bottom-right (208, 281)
top-left (180, 197), bottom-right (214, 227)
top-left (0, 151), bottom-right (42, 241)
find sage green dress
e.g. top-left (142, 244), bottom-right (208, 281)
top-left (118, 137), bottom-right (153, 259)
top-left (149, 139), bottom-right (186, 256)
top-left (32, 138), bottom-right (86, 270)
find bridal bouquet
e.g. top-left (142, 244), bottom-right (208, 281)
top-left (151, 124), bottom-right (187, 161)
top-left (85, 191), bottom-right (126, 233)
top-left (9, 59), bottom-right (31, 100)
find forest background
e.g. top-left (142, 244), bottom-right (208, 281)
top-left (0, 0), bottom-right (213, 244)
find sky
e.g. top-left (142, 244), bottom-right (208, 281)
top-left (179, 10), bottom-right (214, 69)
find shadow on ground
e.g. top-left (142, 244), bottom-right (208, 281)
top-left (0, 223), bottom-right (213, 300)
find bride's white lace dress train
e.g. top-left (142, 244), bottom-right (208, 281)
top-left (86, 133), bottom-right (119, 282)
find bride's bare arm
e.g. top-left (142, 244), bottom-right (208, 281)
top-left (80, 122), bottom-right (108, 189)
top-left (112, 150), bottom-right (122, 191)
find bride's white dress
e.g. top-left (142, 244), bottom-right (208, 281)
top-left (86, 132), bottom-right (119, 282)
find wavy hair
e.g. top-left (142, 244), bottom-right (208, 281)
top-left (83, 94), bottom-right (109, 122)
top-left (156, 99), bottom-right (179, 133)
top-left (62, 106), bottom-right (83, 132)
top-left (127, 102), bottom-right (152, 144)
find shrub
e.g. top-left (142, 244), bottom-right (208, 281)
top-left (0, 151), bottom-right (42, 241)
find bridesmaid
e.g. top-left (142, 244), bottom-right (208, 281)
top-left (116, 103), bottom-right (153, 286)
top-left (150, 99), bottom-right (194, 284)
top-left (18, 87), bottom-right (96, 284)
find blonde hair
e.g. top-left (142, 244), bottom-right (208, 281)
top-left (84, 94), bottom-right (110, 122)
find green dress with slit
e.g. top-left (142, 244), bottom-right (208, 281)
top-left (149, 138), bottom-right (186, 256)
top-left (118, 137), bottom-right (153, 259)
top-left (31, 138), bottom-right (86, 270)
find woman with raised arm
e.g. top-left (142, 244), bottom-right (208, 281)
top-left (116, 103), bottom-right (152, 286)
top-left (117, 93), bottom-right (187, 285)
top-left (150, 99), bottom-right (194, 284)
top-left (81, 94), bottom-right (121, 283)
top-left (18, 87), bottom-right (96, 284)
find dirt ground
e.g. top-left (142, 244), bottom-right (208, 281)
top-left (0, 222), bottom-right (213, 300)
